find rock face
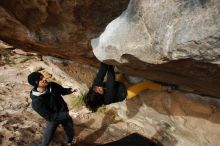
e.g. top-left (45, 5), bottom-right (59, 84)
top-left (0, 0), bottom-right (220, 98)
top-left (110, 91), bottom-right (220, 146)
top-left (92, 0), bottom-right (220, 64)
top-left (0, 0), bottom-right (129, 64)
top-left (92, 0), bottom-right (220, 98)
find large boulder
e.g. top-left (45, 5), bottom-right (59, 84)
top-left (92, 0), bottom-right (220, 98)
top-left (92, 0), bottom-right (220, 64)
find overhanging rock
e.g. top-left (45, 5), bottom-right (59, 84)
top-left (92, 0), bottom-right (220, 98)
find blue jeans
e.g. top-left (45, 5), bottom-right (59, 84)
top-left (39, 118), bottom-right (74, 146)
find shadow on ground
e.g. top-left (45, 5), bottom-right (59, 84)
top-left (77, 133), bottom-right (162, 146)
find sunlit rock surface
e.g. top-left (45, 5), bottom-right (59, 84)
top-left (92, 0), bottom-right (220, 64)
top-left (92, 0), bottom-right (220, 98)
top-left (110, 91), bottom-right (220, 146)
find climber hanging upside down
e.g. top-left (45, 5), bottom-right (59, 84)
top-left (84, 63), bottom-right (177, 112)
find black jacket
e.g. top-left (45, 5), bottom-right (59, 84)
top-left (30, 82), bottom-right (71, 121)
top-left (93, 63), bottom-right (127, 105)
